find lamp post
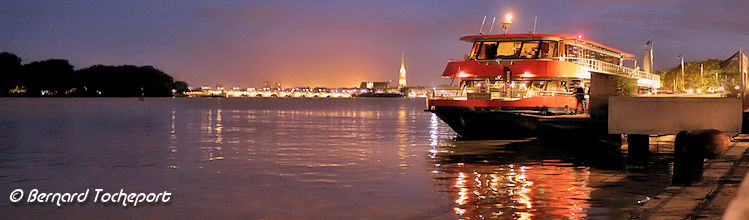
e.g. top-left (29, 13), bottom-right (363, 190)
top-left (678, 54), bottom-right (684, 92)
top-left (501, 13), bottom-right (512, 35)
top-left (646, 41), bottom-right (654, 73)
top-left (716, 72), bottom-right (719, 89)
top-left (700, 63), bottom-right (703, 89)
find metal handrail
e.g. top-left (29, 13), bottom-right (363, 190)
top-left (561, 57), bottom-right (660, 84)
top-left (428, 86), bottom-right (576, 100)
top-left (448, 57), bottom-right (661, 88)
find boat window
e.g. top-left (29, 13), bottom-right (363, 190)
top-left (469, 42), bottom-right (481, 59)
top-left (565, 44), bottom-right (579, 58)
top-left (462, 80), bottom-right (577, 98)
top-left (530, 81), bottom-right (546, 90)
top-left (519, 41), bottom-right (540, 59)
top-left (546, 81), bottom-right (569, 93)
top-left (539, 41), bottom-right (558, 58)
top-left (477, 42), bottom-right (498, 60)
top-left (525, 81), bottom-right (546, 97)
top-left (496, 41), bottom-right (522, 58)
top-left (565, 44), bottom-right (622, 65)
top-left (471, 40), bottom-right (563, 60)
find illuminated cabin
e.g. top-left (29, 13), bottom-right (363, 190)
top-left (429, 33), bottom-right (660, 114)
top-left (426, 33), bottom-right (661, 138)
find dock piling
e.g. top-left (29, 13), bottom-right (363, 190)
top-left (628, 134), bottom-right (650, 160)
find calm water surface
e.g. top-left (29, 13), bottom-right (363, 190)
top-left (0, 98), bottom-right (672, 219)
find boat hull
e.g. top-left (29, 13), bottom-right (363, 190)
top-left (429, 107), bottom-right (541, 139)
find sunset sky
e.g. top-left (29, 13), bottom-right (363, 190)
top-left (1, 0), bottom-right (748, 88)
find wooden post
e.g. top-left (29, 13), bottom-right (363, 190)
top-left (628, 134), bottom-right (649, 159)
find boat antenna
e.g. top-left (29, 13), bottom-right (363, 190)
top-left (532, 16), bottom-right (538, 34)
top-left (479, 16), bottom-right (487, 35)
top-left (488, 17), bottom-right (496, 33)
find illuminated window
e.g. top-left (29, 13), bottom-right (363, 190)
top-left (565, 45), bottom-right (578, 58)
top-left (477, 42), bottom-right (498, 60)
top-left (519, 41), bottom-right (540, 59)
top-left (539, 41), bottom-right (558, 58)
top-left (469, 42), bottom-right (481, 59)
top-left (496, 41), bottom-right (523, 58)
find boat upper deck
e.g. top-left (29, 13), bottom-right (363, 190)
top-left (441, 33), bottom-right (660, 89)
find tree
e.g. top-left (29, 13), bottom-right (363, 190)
top-left (655, 59), bottom-right (733, 92)
top-left (173, 81), bottom-right (189, 95)
top-left (1, 52), bottom-right (187, 97)
top-left (0, 52), bottom-right (22, 95)
top-left (19, 59), bottom-right (76, 96)
top-left (77, 65), bottom-right (176, 97)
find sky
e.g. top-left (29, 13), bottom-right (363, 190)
top-left (1, 0), bottom-right (748, 88)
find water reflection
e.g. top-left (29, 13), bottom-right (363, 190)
top-left (201, 109), bottom-right (225, 164)
top-left (397, 108), bottom-right (408, 169)
top-left (428, 113), bottom-right (439, 160)
top-left (168, 108), bottom-right (178, 169)
top-left (0, 98), bottom-right (674, 219)
top-left (430, 139), bottom-right (632, 219)
top-left (439, 164), bottom-right (591, 218)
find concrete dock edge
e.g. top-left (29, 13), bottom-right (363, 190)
top-left (639, 134), bottom-right (749, 219)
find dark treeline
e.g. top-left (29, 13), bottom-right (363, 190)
top-left (0, 52), bottom-right (188, 97)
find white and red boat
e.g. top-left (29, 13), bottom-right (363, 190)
top-left (427, 33), bottom-right (660, 139)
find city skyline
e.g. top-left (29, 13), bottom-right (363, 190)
top-left (1, 1), bottom-right (748, 87)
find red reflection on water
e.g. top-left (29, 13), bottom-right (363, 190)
top-left (445, 163), bottom-right (591, 219)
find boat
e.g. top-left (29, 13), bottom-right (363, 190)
top-left (427, 33), bottom-right (660, 139)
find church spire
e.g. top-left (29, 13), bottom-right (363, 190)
top-left (399, 51), bottom-right (407, 89)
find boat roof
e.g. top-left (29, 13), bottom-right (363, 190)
top-left (459, 33), bottom-right (635, 58)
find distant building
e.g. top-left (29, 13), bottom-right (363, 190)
top-left (399, 51), bottom-right (407, 89)
top-left (262, 81), bottom-right (282, 89)
top-left (360, 81), bottom-right (389, 89)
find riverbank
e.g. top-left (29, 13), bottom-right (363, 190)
top-left (639, 134), bottom-right (749, 219)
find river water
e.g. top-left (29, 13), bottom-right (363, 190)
top-left (0, 98), bottom-right (672, 219)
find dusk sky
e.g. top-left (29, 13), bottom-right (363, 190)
top-left (1, 0), bottom-right (748, 88)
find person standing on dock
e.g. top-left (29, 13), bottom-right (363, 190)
top-left (573, 84), bottom-right (586, 114)
top-left (584, 82), bottom-right (590, 113)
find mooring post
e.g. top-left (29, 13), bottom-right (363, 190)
top-left (628, 134), bottom-right (650, 159)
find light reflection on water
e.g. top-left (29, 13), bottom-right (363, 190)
top-left (430, 138), bottom-right (593, 219)
top-left (438, 161), bottom-right (592, 219)
top-left (430, 136), bottom-right (672, 219)
top-left (0, 98), bottom-right (671, 219)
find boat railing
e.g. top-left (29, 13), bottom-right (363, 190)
top-left (560, 57), bottom-right (660, 88)
top-left (428, 87), bottom-right (463, 99)
top-left (428, 87), bottom-right (574, 100)
top-left (448, 57), bottom-right (660, 88)
top-left (449, 58), bottom-right (555, 66)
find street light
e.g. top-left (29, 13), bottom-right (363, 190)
top-left (700, 63), bottom-right (703, 89)
top-left (501, 13), bottom-right (512, 35)
top-left (646, 41), bottom-right (654, 73)
top-left (678, 54), bottom-right (684, 91)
